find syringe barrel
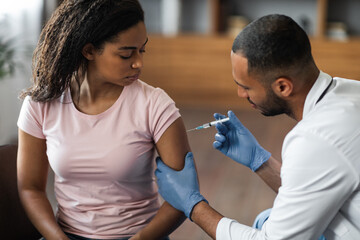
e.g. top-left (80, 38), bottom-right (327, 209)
top-left (202, 123), bottom-right (211, 129)
top-left (209, 117), bottom-right (230, 126)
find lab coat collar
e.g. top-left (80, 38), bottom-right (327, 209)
top-left (303, 71), bottom-right (333, 118)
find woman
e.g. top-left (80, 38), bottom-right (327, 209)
top-left (17, 0), bottom-right (191, 239)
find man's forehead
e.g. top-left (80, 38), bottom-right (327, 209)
top-left (231, 52), bottom-right (248, 72)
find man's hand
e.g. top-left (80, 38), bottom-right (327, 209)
top-left (155, 152), bottom-right (207, 220)
top-left (213, 110), bottom-right (271, 171)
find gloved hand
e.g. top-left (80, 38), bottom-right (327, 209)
top-left (155, 152), bottom-right (207, 220)
top-left (213, 110), bottom-right (271, 172)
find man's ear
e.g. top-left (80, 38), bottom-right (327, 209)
top-left (271, 77), bottom-right (293, 98)
top-left (82, 43), bottom-right (96, 60)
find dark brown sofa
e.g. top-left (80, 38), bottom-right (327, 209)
top-left (0, 144), bottom-right (41, 239)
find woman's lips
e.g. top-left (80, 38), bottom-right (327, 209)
top-left (127, 74), bottom-right (140, 81)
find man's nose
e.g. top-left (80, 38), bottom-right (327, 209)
top-left (237, 86), bottom-right (248, 98)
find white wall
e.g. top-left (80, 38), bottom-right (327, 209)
top-left (0, 0), bottom-right (58, 211)
top-left (230, 0), bottom-right (318, 36)
top-left (0, 0), bottom-right (43, 145)
top-left (139, 0), bottom-right (211, 35)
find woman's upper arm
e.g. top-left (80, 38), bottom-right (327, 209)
top-left (155, 117), bottom-right (191, 171)
top-left (17, 129), bottom-right (49, 191)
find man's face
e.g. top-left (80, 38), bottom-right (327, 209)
top-left (261, 86), bottom-right (291, 116)
top-left (230, 51), bottom-right (290, 116)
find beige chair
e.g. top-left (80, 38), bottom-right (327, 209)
top-left (0, 144), bottom-right (41, 239)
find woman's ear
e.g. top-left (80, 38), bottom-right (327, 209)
top-left (82, 43), bottom-right (96, 60)
top-left (271, 77), bottom-right (293, 98)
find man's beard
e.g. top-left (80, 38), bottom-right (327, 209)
top-left (250, 89), bottom-right (291, 117)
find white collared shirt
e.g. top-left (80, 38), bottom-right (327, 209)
top-left (216, 71), bottom-right (360, 240)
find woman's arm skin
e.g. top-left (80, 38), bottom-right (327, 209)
top-left (17, 129), bottom-right (69, 240)
top-left (132, 117), bottom-right (191, 240)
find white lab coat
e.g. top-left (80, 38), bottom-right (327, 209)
top-left (216, 72), bottom-right (360, 240)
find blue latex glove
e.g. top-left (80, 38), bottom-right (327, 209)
top-left (213, 110), bottom-right (271, 172)
top-left (155, 152), bottom-right (207, 220)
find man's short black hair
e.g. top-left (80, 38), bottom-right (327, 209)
top-left (232, 14), bottom-right (314, 84)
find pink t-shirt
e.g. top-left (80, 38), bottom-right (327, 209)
top-left (17, 79), bottom-right (181, 239)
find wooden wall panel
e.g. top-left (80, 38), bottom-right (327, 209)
top-left (142, 35), bottom-right (243, 109)
top-left (311, 38), bottom-right (360, 80)
top-left (141, 35), bottom-right (360, 109)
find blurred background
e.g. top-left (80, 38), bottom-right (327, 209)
top-left (0, 0), bottom-right (359, 239)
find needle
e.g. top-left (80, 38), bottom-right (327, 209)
top-left (187, 117), bottom-right (230, 132)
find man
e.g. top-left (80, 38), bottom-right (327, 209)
top-left (155, 14), bottom-right (360, 239)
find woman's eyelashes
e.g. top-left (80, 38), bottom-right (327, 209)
top-left (119, 54), bottom-right (132, 59)
top-left (119, 49), bottom-right (146, 60)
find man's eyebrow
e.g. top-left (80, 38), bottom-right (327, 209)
top-left (118, 37), bottom-right (148, 50)
top-left (233, 79), bottom-right (248, 89)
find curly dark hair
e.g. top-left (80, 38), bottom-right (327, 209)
top-left (21, 0), bottom-right (144, 102)
top-left (232, 14), bottom-right (315, 86)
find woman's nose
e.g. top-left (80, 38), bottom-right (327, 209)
top-left (131, 52), bottom-right (143, 69)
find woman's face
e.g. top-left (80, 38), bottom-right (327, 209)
top-left (86, 21), bottom-right (148, 87)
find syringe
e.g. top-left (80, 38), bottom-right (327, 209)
top-left (187, 117), bottom-right (230, 132)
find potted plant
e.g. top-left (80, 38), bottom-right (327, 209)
top-left (0, 36), bottom-right (15, 80)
